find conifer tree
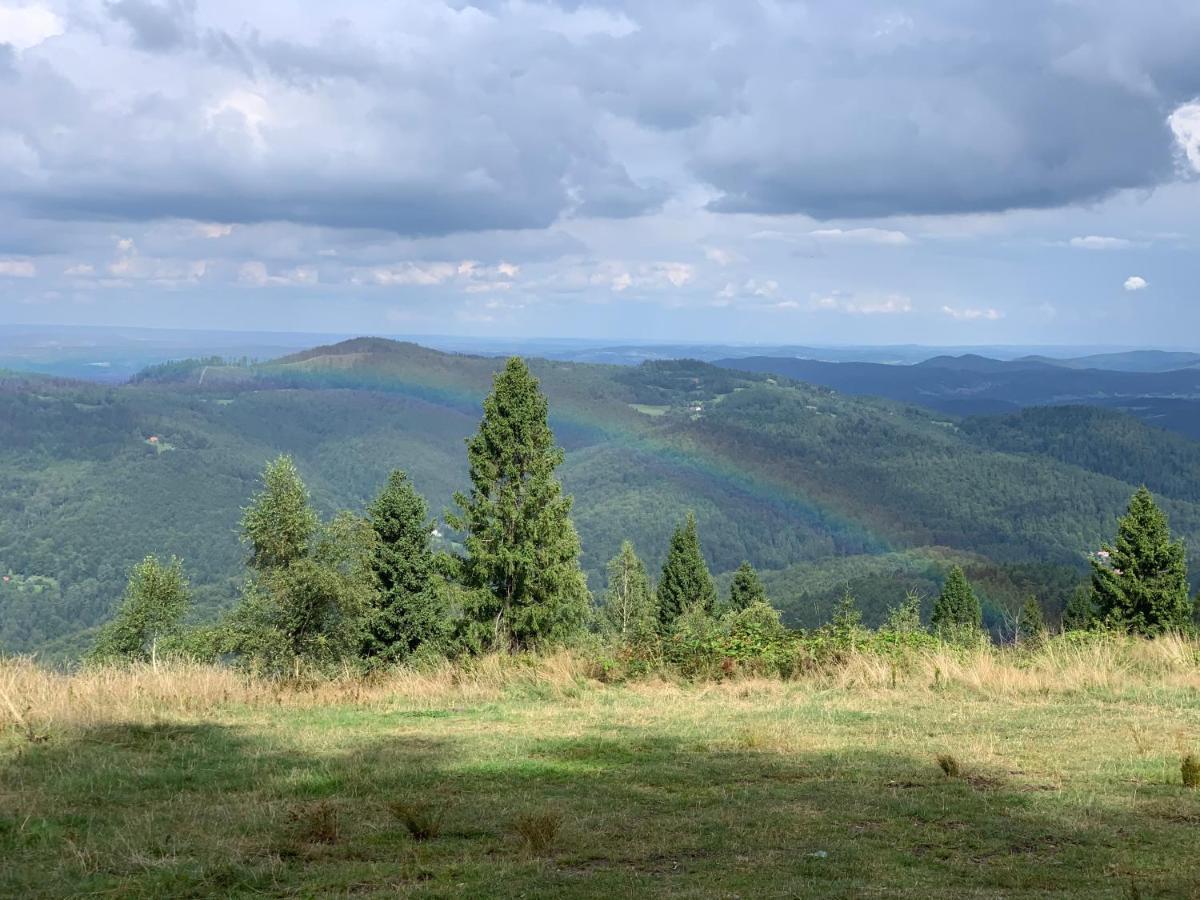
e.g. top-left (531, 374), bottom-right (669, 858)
top-left (729, 561), bottom-right (768, 612)
top-left (1091, 487), bottom-right (1191, 635)
top-left (89, 555), bottom-right (190, 666)
top-left (448, 357), bottom-right (589, 650)
top-left (363, 470), bottom-right (446, 662)
top-left (930, 565), bottom-right (981, 639)
top-left (1062, 585), bottom-right (1095, 631)
top-left (1017, 596), bottom-right (1047, 645)
top-left (657, 512), bottom-right (716, 630)
top-left (601, 541), bottom-right (656, 639)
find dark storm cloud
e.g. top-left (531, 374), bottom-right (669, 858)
top-left (2, 0), bottom-right (1198, 238)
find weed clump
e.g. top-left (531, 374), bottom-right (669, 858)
top-left (512, 809), bottom-right (562, 855)
top-left (936, 754), bottom-right (961, 778)
top-left (1183, 754), bottom-right (1200, 788)
top-left (389, 800), bottom-right (446, 841)
top-left (288, 800), bottom-right (340, 845)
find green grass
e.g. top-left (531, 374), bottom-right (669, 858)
top-left (4, 667), bottom-right (1200, 897)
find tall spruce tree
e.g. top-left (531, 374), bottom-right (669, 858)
top-left (729, 561), bottom-right (768, 612)
top-left (930, 565), bottom-right (981, 639)
top-left (89, 555), bottom-right (190, 666)
top-left (657, 512), bottom-right (716, 630)
top-left (602, 541), bottom-right (656, 639)
top-left (1091, 486), bottom-right (1191, 635)
top-left (363, 470), bottom-right (446, 662)
top-left (448, 357), bottom-right (589, 650)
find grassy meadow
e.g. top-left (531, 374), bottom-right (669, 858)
top-left (4, 639), bottom-right (1200, 898)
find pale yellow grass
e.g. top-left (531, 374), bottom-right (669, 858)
top-left (3, 634), bottom-right (1198, 734)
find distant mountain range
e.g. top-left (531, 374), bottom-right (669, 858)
top-left (714, 353), bottom-right (1200, 438)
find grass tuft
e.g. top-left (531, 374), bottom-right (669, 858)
top-left (388, 799), bottom-right (446, 841)
top-left (512, 809), bottom-right (563, 855)
top-left (289, 800), bottom-right (340, 845)
top-left (1183, 754), bottom-right (1200, 789)
top-left (936, 754), bottom-right (961, 778)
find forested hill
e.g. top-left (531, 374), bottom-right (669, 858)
top-left (713, 354), bottom-right (1200, 436)
top-left (5, 337), bottom-right (1200, 658)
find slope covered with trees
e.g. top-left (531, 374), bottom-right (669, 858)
top-left (5, 338), bottom-right (1200, 657)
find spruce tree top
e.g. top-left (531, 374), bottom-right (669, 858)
top-left (1091, 486), bottom-right (1190, 634)
top-left (729, 561), bottom-right (768, 612)
top-left (930, 565), bottom-right (981, 635)
top-left (658, 512), bottom-right (716, 627)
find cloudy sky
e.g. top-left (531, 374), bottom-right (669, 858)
top-left (2, 0), bottom-right (1199, 344)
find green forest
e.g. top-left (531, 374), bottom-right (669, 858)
top-left (5, 339), bottom-right (1200, 660)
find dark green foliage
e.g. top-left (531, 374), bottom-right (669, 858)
top-left (1062, 586), bottom-right (1096, 631)
top-left (1091, 487), bottom-right (1191, 635)
top-left (601, 541), bottom-right (656, 640)
top-left (88, 556), bottom-right (190, 664)
top-left (930, 566), bottom-right (981, 640)
top-left (729, 561), bottom-right (768, 612)
top-left (1017, 596), bottom-right (1048, 645)
top-left (448, 358), bottom-right (590, 651)
top-left (657, 512), bottom-right (716, 629)
top-left (363, 470), bottom-right (446, 662)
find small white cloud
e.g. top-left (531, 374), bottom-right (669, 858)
top-left (239, 261), bottom-right (317, 287)
top-left (611, 271), bottom-right (632, 291)
top-left (704, 246), bottom-right (740, 266)
top-left (0, 3), bottom-right (64, 51)
top-left (196, 223), bottom-right (235, 239)
top-left (496, 261), bottom-right (519, 278)
top-left (64, 263), bottom-right (94, 276)
top-left (0, 259), bottom-right (36, 278)
top-left (941, 305), bottom-right (1003, 321)
top-left (808, 227), bottom-right (911, 245)
top-left (1069, 235), bottom-right (1132, 250)
top-left (811, 291), bottom-right (912, 315)
top-left (1169, 101), bottom-right (1200, 173)
top-left (1124, 275), bottom-right (1148, 291)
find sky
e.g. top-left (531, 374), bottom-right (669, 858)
top-left (1, 0), bottom-right (1199, 345)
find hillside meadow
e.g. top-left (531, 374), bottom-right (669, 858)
top-left (4, 636), bottom-right (1200, 898)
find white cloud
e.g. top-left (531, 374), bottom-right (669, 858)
top-left (941, 305), bottom-right (1003, 320)
top-left (1124, 275), bottom-right (1148, 291)
top-left (1169, 101), bottom-right (1200, 173)
top-left (1068, 235), bottom-right (1132, 250)
top-left (63, 263), bottom-right (94, 276)
top-left (0, 259), bottom-right (36, 278)
top-left (0, 3), bottom-right (63, 51)
top-left (704, 246), bottom-right (740, 266)
top-left (811, 291), bottom-right (912, 315)
top-left (239, 261), bottom-right (317, 287)
top-left (808, 228), bottom-right (912, 246)
top-left (196, 223), bottom-right (235, 239)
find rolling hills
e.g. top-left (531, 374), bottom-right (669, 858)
top-left (4, 338), bottom-right (1200, 658)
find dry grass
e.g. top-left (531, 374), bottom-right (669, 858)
top-left (3, 634), bottom-right (1199, 735)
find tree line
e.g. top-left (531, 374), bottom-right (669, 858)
top-left (89, 357), bottom-right (1200, 674)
